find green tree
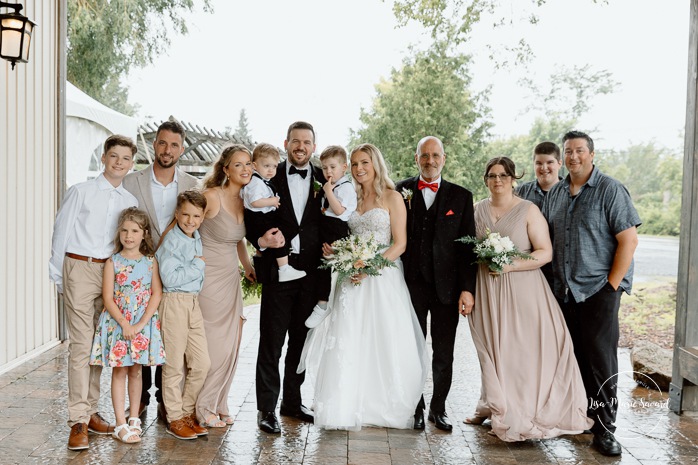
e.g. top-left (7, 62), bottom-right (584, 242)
top-left (67, 0), bottom-right (212, 115)
top-left (391, 0), bottom-right (608, 67)
top-left (595, 143), bottom-right (682, 236)
top-left (349, 45), bottom-right (491, 198)
top-left (234, 109), bottom-right (252, 141)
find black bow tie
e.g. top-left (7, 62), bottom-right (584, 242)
top-left (289, 165), bottom-right (308, 179)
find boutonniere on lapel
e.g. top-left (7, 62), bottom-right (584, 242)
top-left (401, 188), bottom-right (413, 209)
top-left (446, 209), bottom-right (455, 216)
top-left (313, 180), bottom-right (322, 199)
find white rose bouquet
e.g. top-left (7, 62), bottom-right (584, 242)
top-left (457, 229), bottom-right (534, 274)
top-left (320, 234), bottom-right (396, 285)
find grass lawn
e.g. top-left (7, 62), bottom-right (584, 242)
top-left (619, 278), bottom-right (676, 349)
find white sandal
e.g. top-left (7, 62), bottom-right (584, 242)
top-left (127, 417), bottom-right (143, 436)
top-left (112, 424), bottom-right (141, 443)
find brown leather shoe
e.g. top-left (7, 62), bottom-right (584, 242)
top-left (166, 418), bottom-right (197, 440)
top-left (67, 423), bottom-right (89, 450)
top-left (185, 413), bottom-right (209, 436)
top-left (88, 412), bottom-right (115, 435)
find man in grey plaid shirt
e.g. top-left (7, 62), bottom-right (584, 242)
top-left (542, 130), bottom-right (641, 457)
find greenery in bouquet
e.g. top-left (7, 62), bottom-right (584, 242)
top-left (457, 229), bottom-right (534, 274)
top-left (239, 265), bottom-right (262, 300)
top-left (320, 234), bottom-right (396, 285)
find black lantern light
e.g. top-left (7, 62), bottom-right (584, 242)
top-left (0, 1), bottom-right (36, 70)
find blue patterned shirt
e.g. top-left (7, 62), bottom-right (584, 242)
top-left (541, 167), bottom-right (641, 303)
top-left (515, 177), bottom-right (562, 209)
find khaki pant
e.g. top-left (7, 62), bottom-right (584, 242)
top-left (63, 257), bottom-right (104, 426)
top-left (160, 292), bottom-right (210, 422)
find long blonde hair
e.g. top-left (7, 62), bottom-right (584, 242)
top-left (203, 144), bottom-right (252, 189)
top-left (350, 143), bottom-right (394, 211)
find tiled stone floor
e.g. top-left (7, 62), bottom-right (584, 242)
top-left (0, 304), bottom-right (696, 464)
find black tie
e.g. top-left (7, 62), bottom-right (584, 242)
top-left (289, 166), bottom-right (308, 179)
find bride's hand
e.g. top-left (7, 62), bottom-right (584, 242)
top-left (350, 272), bottom-right (367, 284)
top-left (322, 242), bottom-right (335, 258)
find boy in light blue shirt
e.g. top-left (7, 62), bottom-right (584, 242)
top-left (155, 190), bottom-right (210, 440)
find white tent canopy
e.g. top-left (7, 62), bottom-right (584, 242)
top-left (66, 82), bottom-right (138, 187)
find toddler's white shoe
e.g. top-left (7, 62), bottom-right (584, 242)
top-left (278, 265), bottom-right (306, 282)
top-left (305, 305), bottom-right (329, 328)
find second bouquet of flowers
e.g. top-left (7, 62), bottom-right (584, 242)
top-left (457, 229), bottom-right (534, 274)
top-left (320, 234), bottom-right (396, 285)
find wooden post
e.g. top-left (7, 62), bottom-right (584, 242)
top-left (670, 0), bottom-right (698, 414)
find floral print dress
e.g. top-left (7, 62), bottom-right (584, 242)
top-left (90, 253), bottom-right (166, 367)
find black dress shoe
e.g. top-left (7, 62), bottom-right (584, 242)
top-left (257, 411), bottom-right (281, 434)
top-left (592, 431), bottom-right (622, 456)
top-left (279, 403), bottom-right (314, 423)
top-left (428, 410), bottom-right (453, 431)
top-left (413, 410), bottom-right (425, 430)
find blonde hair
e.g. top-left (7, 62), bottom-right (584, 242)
top-left (203, 144), bottom-right (252, 189)
top-left (350, 143), bottom-right (394, 211)
top-left (113, 207), bottom-right (154, 256)
top-left (252, 143), bottom-right (280, 162)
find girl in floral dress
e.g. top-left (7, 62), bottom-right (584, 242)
top-left (90, 207), bottom-right (165, 443)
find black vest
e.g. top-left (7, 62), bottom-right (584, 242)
top-left (412, 190), bottom-right (437, 283)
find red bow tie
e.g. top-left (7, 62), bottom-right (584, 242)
top-left (418, 180), bottom-right (438, 192)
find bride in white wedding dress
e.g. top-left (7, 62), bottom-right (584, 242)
top-left (299, 143), bottom-right (428, 431)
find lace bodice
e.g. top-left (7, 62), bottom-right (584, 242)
top-left (348, 208), bottom-right (392, 245)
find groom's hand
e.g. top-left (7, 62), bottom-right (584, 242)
top-left (458, 291), bottom-right (474, 316)
top-left (259, 228), bottom-right (285, 249)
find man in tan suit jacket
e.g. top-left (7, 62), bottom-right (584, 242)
top-left (123, 120), bottom-right (199, 419)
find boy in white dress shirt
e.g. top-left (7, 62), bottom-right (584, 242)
top-left (49, 135), bottom-right (138, 450)
top-left (243, 143), bottom-right (306, 282)
top-left (304, 145), bottom-right (357, 328)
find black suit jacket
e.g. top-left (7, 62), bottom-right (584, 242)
top-left (245, 161), bottom-right (326, 282)
top-left (396, 176), bottom-right (477, 304)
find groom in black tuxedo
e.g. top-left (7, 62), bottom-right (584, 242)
top-left (396, 136), bottom-right (477, 431)
top-left (245, 121), bottom-right (325, 434)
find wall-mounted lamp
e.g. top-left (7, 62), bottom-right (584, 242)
top-left (0, 2), bottom-right (36, 70)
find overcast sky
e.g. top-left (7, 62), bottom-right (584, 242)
top-left (128, 0), bottom-right (689, 154)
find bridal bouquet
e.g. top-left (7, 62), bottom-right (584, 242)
top-left (320, 234), bottom-right (396, 285)
top-left (457, 229), bottom-right (534, 274)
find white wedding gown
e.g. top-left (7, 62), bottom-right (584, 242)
top-left (299, 208), bottom-right (428, 431)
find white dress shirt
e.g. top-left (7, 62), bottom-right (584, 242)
top-left (323, 175), bottom-right (357, 221)
top-left (287, 162), bottom-right (311, 254)
top-left (49, 174), bottom-right (138, 292)
top-left (420, 176), bottom-right (441, 210)
top-left (243, 173), bottom-right (277, 213)
top-left (150, 168), bottom-right (179, 234)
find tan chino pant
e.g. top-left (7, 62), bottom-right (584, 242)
top-left (160, 292), bottom-right (211, 423)
top-left (62, 257), bottom-right (104, 426)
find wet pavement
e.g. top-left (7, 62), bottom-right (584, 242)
top-left (0, 304), bottom-right (696, 464)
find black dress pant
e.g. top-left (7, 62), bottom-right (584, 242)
top-left (406, 278), bottom-right (459, 414)
top-left (558, 282), bottom-right (622, 434)
top-left (256, 275), bottom-right (315, 412)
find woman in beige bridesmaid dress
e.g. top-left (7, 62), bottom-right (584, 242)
top-left (196, 145), bottom-right (255, 428)
top-left (465, 156), bottom-right (593, 441)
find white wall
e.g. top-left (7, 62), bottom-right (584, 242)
top-left (0, 0), bottom-right (62, 372)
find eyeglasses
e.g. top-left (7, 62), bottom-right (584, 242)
top-left (485, 174), bottom-right (512, 180)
